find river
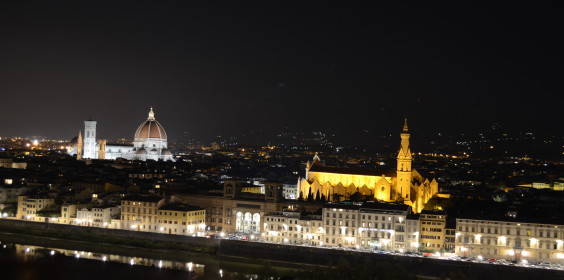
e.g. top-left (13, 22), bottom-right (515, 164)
top-left (0, 234), bottom-right (304, 280)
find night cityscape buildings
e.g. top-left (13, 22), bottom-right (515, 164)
top-left (0, 2), bottom-right (563, 279)
top-left (1, 116), bottom-right (563, 272)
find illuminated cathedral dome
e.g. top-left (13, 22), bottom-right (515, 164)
top-left (68, 107), bottom-right (174, 162)
top-left (134, 107), bottom-right (167, 140)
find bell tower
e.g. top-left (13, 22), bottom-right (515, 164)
top-left (396, 118), bottom-right (412, 200)
top-left (83, 119), bottom-right (97, 159)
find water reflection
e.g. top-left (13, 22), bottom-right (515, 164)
top-left (9, 243), bottom-right (205, 278)
top-left (0, 239), bottom-right (290, 280)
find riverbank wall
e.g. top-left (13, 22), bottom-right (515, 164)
top-left (0, 218), bottom-right (219, 253)
top-left (2, 218), bottom-right (563, 280)
top-left (218, 239), bottom-right (564, 279)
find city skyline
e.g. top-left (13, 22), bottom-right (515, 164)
top-left (0, 2), bottom-right (561, 142)
top-left (1, 3), bottom-right (564, 279)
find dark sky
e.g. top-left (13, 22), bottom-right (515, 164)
top-left (0, 2), bottom-right (561, 143)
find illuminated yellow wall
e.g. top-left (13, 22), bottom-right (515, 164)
top-left (241, 186), bottom-right (263, 194)
top-left (300, 172), bottom-right (394, 202)
top-left (310, 172), bottom-right (384, 187)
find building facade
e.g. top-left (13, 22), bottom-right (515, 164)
top-left (455, 218), bottom-right (564, 264)
top-left (406, 214), bottom-right (421, 252)
top-left (263, 211), bottom-right (323, 245)
top-left (120, 196), bottom-right (165, 232)
top-left (76, 205), bottom-right (120, 227)
top-left (419, 210), bottom-right (447, 251)
top-left (157, 204), bottom-right (206, 236)
top-left (16, 195), bottom-right (57, 221)
top-left (321, 202), bottom-right (414, 251)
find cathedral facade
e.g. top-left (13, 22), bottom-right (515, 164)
top-left (67, 108), bottom-right (174, 161)
top-left (298, 120), bottom-right (438, 213)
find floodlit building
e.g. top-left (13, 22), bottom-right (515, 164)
top-left (16, 195), bottom-right (57, 221)
top-left (299, 120), bottom-right (438, 213)
top-left (120, 195), bottom-right (165, 232)
top-left (321, 202), bottom-right (413, 250)
top-left (455, 218), bottom-right (564, 264)
top-left (76, 205), bottom-right (120, 227)
top-left (263, 211), bottom-right (323, 245)
top-left (419, 210), bottom-right (447, 251)
top-left (59, 202), bottom-right (91, 224)
top-left (157, 204), bottom-right (206, 236)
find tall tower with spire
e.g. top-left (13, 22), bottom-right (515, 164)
top-left (396, 118), bottom-right (412, 201)
top-left (76, 130), bottom-right (83, 160)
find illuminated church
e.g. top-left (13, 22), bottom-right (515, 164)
top-left (67, 108), bottom-right (174, 161)
top-left (299, 120), bottom-right (438, 213)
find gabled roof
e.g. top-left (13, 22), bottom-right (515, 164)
top-left (309, 162), bottom-right (395, 177)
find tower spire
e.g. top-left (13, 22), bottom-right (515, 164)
top-left (148, 107), bottom-right (155, 120)
top-left (397, 118), bottom-right (412, 202)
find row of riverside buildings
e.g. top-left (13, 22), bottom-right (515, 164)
top-left (263, 203), bottom-right (564, 264)
top-left (15, 194), bottom-right (207, 236)
top-left (10, 189), bottom-right (564, 264)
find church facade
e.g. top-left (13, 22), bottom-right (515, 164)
top-left (298, 120), bottom-right (438, 213)
top-left (67, 108), bottom-right (174, 161)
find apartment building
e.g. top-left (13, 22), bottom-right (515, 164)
top-left (76, 205), bottom-right (120, 227)
top-left (16, 194), bottom-right (57, 221)
top-left (263, 211), bottom-right (323, 245)
top-left (157, 204), bottom-right (206, 236)
top-left (321, 202), bottom-right (413, 250)
top-left (419, 210), bottom-right (446, 251)
top-left (455, 217), bottom-right (564, 264)
top-left (120, 195), bottom-right (165, 232)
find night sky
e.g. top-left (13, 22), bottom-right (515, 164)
top-left (0, 2), bottom-right (561, 143)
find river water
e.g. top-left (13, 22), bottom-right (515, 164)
top-left (0, 238), bottom-right (297, 280)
